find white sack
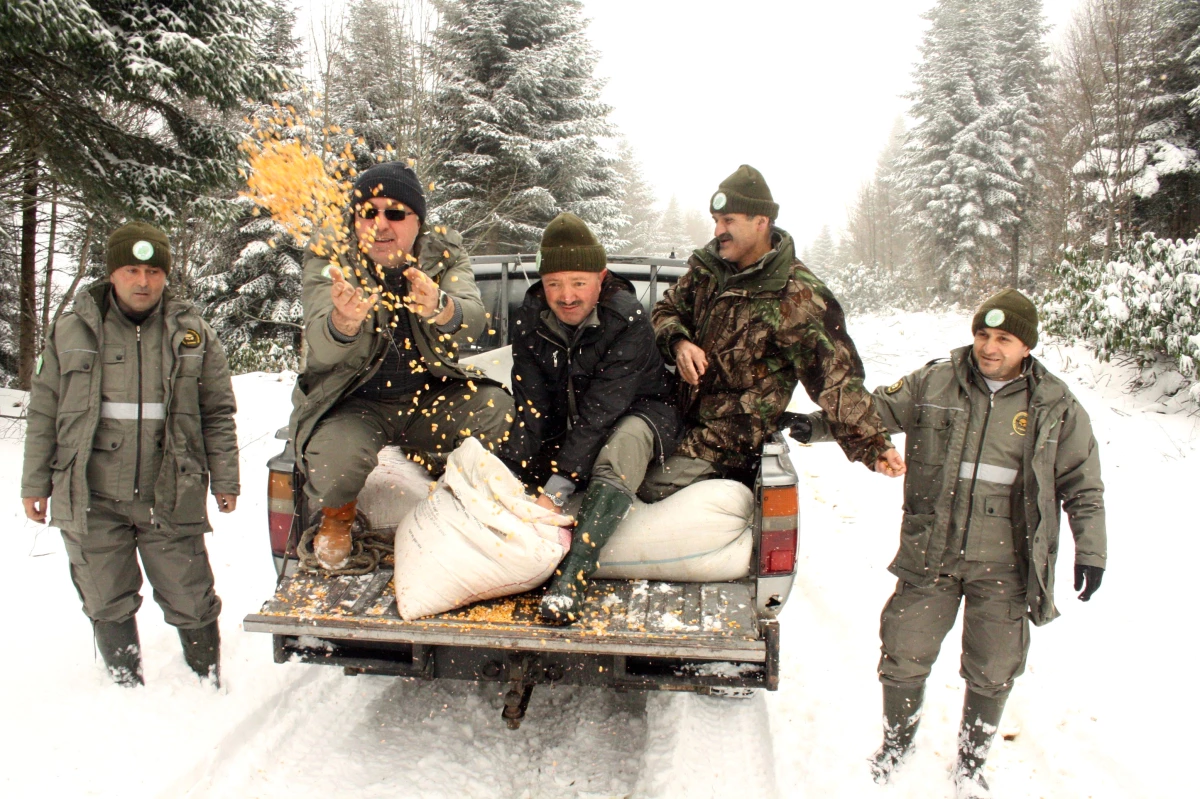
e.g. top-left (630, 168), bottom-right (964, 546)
top-left (393, 437), bottom-right (572, 620)
top-left (356, 447), bottom-right (436, 533)
top-left (593, 479), bottom-right (754, 582)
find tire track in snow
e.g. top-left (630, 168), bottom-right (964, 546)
top-left (633, 691), bottom-right (778, 799)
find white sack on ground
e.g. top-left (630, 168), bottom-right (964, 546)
top-left (593, 479), bottom-right (754, 582)
top-left (356, 447), bottom-right (435, 533)
top-left (393, 437), bottom-right (572, 620)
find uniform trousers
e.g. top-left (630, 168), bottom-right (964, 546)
top-left (878, 557), bottom-right (1030, 699)
top-left (304, 381), bottom-right (514, 508)
top-left (60, 495), bottom-right (221, 628)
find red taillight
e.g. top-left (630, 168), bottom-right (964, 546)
top-left (759, 486), bottom-right (798, 576)
top-left (267, 470), bottom-right (295, 557)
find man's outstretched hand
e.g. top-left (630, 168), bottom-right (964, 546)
top-left (1074, 564), bottom-right (1104, 601)
top-left (874, 448), bottom-right (906, 478)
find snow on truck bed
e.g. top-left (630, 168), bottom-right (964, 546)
top-left (247, 572), bottom-right (765, 661)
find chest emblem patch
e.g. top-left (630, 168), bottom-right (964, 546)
top-left (1012, 411), bottom-right (1028, 436)
top-left (884, 378), bottom-right (904, 395)
top-left (181, 329), bottom-right (202, 348)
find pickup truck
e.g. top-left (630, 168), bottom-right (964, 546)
top-left (243, 255), bottom-right (800, 728)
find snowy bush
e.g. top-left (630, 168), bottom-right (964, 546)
top-left (823, 262), bottom-right (936, 316)
top-left (1041, 234), bottom-right (1200, 396)
top-left (225, 339), bottom-right (299, 376)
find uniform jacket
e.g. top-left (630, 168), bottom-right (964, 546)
top-left (22, 282), bottom-right (240, 534)
top-left (652, 229), bottom-right (891, 470)
top-left (811, 346), bottom-right (1107, 626)
top-left (288, 226), bottom-right (491, 472)
top-left (503, 273), bottom-right (681, 484)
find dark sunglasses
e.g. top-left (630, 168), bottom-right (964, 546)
top-left (358, 206), bottom-right (411, 222)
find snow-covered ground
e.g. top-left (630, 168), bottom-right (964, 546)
top-left (2, 311), bottom-right (1194, 798)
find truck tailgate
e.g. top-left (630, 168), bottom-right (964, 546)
top-left (244, 571), bottom-right (766, 662)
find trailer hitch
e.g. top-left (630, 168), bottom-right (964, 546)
top-left (500, 652), bottom-right (539, 730)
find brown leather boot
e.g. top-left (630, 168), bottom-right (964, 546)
top-left (314, 500), bottom-right (355, 570)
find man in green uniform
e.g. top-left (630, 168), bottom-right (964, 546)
top-left (22, 221), bottom-right (239, 688)
top-left (792, 290), bottom-right (1107, 798)
top-left (644, 164), bottom-right (903, 499)
top-left (290, 162), bottom-right (513, 570)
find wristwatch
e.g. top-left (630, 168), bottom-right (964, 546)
top-left (431, 289), bottom-right (448, 318)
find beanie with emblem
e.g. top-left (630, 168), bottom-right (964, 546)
top-left (352, 162), bottom-right (427, 223)
top-left (106, 221), bottom-right (171, 275)
top-left (710, 165), bottom-right (779, 220)
top-left (972, 288), bottom-right (1039, 348)
top-left (537, 212), bottom-right (607, 275)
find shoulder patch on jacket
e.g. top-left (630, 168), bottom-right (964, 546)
top-left (181, 329), bottom-right (202, 348)
top-left (884, 378), bottom-right (904, 394)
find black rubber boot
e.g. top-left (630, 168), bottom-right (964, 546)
top-left (178, 621), bottom-right (221, 687)
top-left (539, 481), bottom-right (633, 626)
top-left (954, 689), bottom-right (1008, 798)
top-left (94, 618), bottom-right (144, 687)
top-left (870, 684), bottom-right (924, 783)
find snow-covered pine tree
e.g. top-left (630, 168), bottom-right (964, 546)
top-left (325, 0), bottom-right (445, 176)
top-left (657, 196), bottom-right (692, 258)
top-left (0, 0), bottom-right (285, 387)
top-left (1129, 0), bottom-right (1200, 239)
top-left (195, 0), bottom-right (307, 372)
top-left (432, 0), bottom-right (625, 252)
top-left (806, 225), bottom-right (836, 273)
top-left (1059, 0), bottom-right (1165, 258)
top-left (613, 139), bottom-right (661, 255)
top-left (991, 0), bottom-right (1052, 285)
top-left (894, 0), bottom-right (1042, 298)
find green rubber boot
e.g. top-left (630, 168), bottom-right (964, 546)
top-left (94, 617), bottom-right (144, 687)
top-left (870, 684), bottom-right (925, 783)
top-left (539, 481), bottom-right (633, 626)
top-left (954, 689), bottom-right (1008, 798)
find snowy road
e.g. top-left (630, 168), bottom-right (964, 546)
top-left (3, 311), bottom-right (1195, 798)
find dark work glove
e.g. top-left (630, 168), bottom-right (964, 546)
top-left (778, 412), bottom-right (813, 444)
top-left (1074, 564), bottom-right (1104, 601)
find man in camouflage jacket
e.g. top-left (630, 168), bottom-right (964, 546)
top-left (22, 222), bottom-right (238, 688)
top-left (794, 290), bottom-right (1106, 798)
top-left (643, 165), bottom-right (902, 499)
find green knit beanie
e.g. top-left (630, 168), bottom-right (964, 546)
top-left (537, 212), bottom-right (606, 274)
top-left (106, 221), bottom-right (171, 275)
top-left (972, 288), bottom-right (1038, 348)
top-left (710, 165), bottom-right (779, 220)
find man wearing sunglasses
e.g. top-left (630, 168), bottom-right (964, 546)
top-left (290, 162), bottom-right (513, 570)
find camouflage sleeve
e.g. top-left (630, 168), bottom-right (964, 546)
top-left (651, 267), bottom-right (696, 364)
top-left (780, 282), bottom-right (891, 467)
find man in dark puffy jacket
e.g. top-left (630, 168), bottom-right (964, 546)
top-left (503, 213), bottom-right (680, 625)
top-left (792, 289), bottom-right (1106, 799)
top-left (22, 222), bottom-right (239, 688)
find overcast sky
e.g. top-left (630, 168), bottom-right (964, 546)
top-left (296, 0), bottom-right (1081, 249)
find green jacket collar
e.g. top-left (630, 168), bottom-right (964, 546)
top-left (692, 228), bottom-right (796, 294)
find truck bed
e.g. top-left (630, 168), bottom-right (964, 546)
top-left (244, 571), bottom-right (768, 663)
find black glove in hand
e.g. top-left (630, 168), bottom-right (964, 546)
top-left (778, 411), bottom-right (813, 444)
top-left (1074, 564), bottom-right (1104, 601)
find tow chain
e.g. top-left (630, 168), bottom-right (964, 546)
top-left (296, 509), bottom-right (395, 576)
